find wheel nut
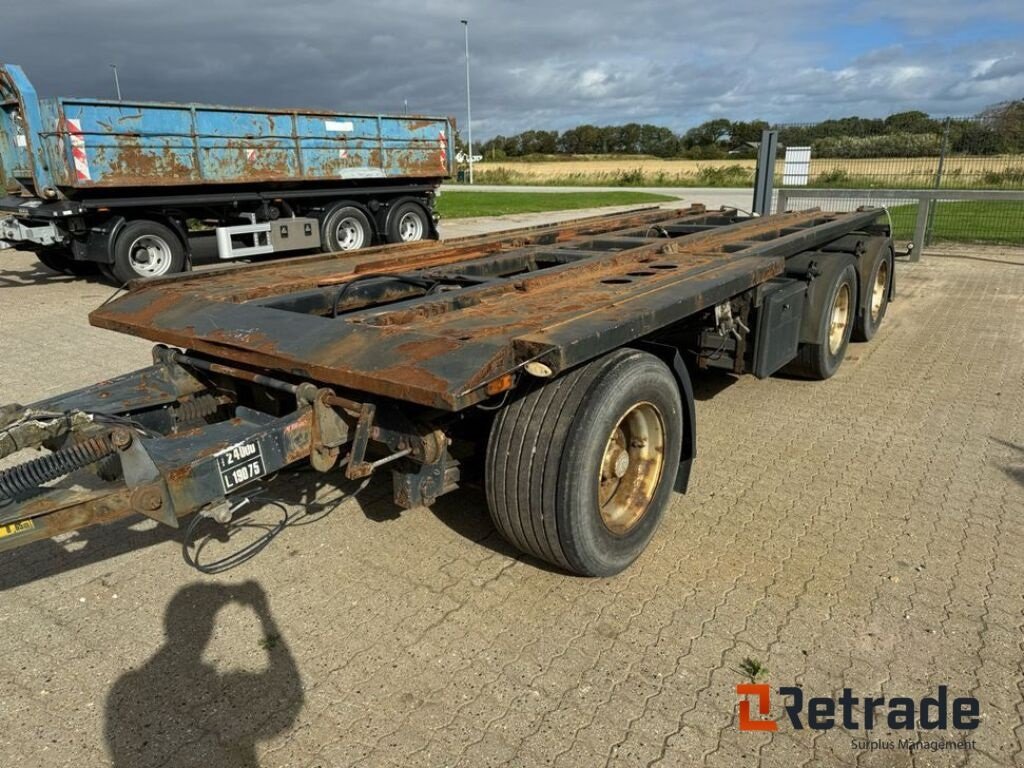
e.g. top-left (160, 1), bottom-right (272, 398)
top-left (613, 451), bottom-right (630, 478)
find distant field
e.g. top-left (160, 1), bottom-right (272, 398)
top-left (436, 190), bottom-right (676, 218)
top-left (468, 154), bottom-right (1024, 189)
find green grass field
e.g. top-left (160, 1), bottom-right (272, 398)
top-left (431, 191), bottom-right (1022, 246)
top-left (436, 190), bottom-right (677, 219)
top-left (887, 200), bottom-right (1024, 245)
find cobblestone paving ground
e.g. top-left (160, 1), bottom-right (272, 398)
top-left (0, 223), bottom-right (1021, 767)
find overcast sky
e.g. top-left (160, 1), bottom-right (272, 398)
top-left (2, 1), bottom-right (1022, 139)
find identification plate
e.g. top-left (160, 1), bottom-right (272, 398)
top-left (216, 440), bottom-right (266, 492)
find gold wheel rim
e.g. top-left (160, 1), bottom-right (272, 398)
top-left (597, 402), bottom-right (666, 535)
top-left (828, 283), bottom-right (851, 356)
top-left (870, 260), bottom-right (888, 322)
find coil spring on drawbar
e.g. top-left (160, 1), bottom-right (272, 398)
top-left (0, 434), bottom-right (116, 500)
top-left (174, 395), bottom-right (221, 427)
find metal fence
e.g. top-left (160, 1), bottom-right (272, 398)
top-left (775, 189), bottom-right (1024, 257)
top-left (773, 116), bottom-right (1024, 190)
top-left (770, 116), bottom-right (1024, 247)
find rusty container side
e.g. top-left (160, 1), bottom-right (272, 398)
top-left (37, 96), bottom-right (451, 191)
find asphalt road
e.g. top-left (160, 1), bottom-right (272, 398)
top-left (1, 212), bottom-right (1022, 768)
top-left (442, 184), bottom-right (756, 213)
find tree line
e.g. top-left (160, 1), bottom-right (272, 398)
top-left (476, 101), bottom-right (1024, 160)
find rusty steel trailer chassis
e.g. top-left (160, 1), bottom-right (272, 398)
top-left (0, 204), bottom-right (893, 570)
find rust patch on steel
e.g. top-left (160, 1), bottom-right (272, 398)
top-left (283, 412), bottom-right (314, 464)
top-left (87, 206), bottom-right (876, 410)
top-left (0, 485), bottom-right (146, 554)
top-left (89, 134), bottom-right (200, 187)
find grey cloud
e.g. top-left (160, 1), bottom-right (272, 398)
top-left (0, 0), bottom-right (1021, 139)
top-left (848, 0), bottom-right (1024, 30)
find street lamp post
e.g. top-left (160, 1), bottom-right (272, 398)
top-left (110, 64), bottom-right (122, 101)
top-left (460, 19), bottom-right (473, 184)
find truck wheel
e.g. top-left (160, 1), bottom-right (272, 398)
top-left (36, 248), bottom-right (98, 277)
top-left (485, 348), bottom-right (682, 577)
top-left (321, 203), bottom-right (372, 252)
top-left (791, 263), bottom-right (857, 380)
top-left (112, 221), bottom-right (185, 283)
top-left (852, 248), bottom-right (892, 342)
top-left (386, 201), bottom-right (430, 244)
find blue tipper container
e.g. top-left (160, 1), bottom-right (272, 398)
top-left (0, 63), bottom-right (453, 196)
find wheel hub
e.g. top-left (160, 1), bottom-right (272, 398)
top-left (597, 402), bottom-right (666, 535)
top-left (871, 261), bottom-right (888, 321)
top-left (128, 235), bottom-right (172, 277)
top-left (335, 217), bottom-right (365, 250)
top-left (398, 211), bottom-right (424, 242)
top-left (828, 283), bottom-right (851, 355)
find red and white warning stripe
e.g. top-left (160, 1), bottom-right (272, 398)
top-left (66, 118), bottom-right (92, 182)
top-left (439, 129), bottom-right (447, 170)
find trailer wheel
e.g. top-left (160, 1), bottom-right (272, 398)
top-left (485, 348), bottom-right (682, 576)
top-left (791, 263), bottom-right (857, 380)
top-left (852, 247), bottom-right (893, 342)
top-left (36, 248), bottom-right (98, 277)
top-left (386, 201), bottom-right (430, 244)
top-left (321, 203), bottom-right (372, 252)
top-left (111, 221), bottom-right (185, 283)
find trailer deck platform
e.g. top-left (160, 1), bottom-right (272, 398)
top-left (90, 205), bottom-right (882, 409)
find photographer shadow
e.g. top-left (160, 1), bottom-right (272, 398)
top-left (104, 581), bottom-right (303, 768)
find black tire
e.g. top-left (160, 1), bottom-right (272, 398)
top-left (385, 200), bottom-right (430, 244)
top-left (66, 260), bottom-right (99, 277)
top-left (320, 203), bottom-right (373, 252)
top-left (852, 247), bottom-right (893, 342)
top-left (789, 263), bottom-right (857, 380)
top-left (35, 248), bottom-right (98, 277)
top-left (99, 264), bottom-right (119, 284)
top-left (35, 248), bottom-right (72, 275)
top-left (485, 349), bottom-right (683, 577)
top-left (111, 220), bottom-right (185, 284)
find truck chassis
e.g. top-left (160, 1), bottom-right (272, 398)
top-left (0, 62), bottom-right (450, 282)
top-left (0, 204), bottom-right (895, 575)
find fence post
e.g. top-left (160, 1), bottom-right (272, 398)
top-left (933, 118), bottom-right (951, 189)
top-left (752, 130), bottom-right (778, 216)
top-left (924, 118), bottom-right (952, 247)
top-left (911, 196), bottom-right (931, 262)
